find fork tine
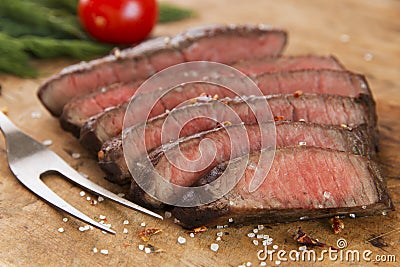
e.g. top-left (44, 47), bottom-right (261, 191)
top-left (19, 173), bottom-right (116, 234)
top-left (54, 162), bottom-right (163, 220)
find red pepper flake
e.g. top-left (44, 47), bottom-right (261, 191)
top-left (274, 115), bottom-right (285, 122)
top-left (295, 227), bottom-right (326, 247)
top-left (330, 217), bottom-right (344, 234)
top-left (123, 243), bottom-right (131, 247)
top-left (138, 228), bottom-right (162, 242)
top-left (98, 150), bottom-right (104, 160)
top-left (294, 90), bottom-right (304, 98)
top-left (188, 226), bottom-right (207, 235)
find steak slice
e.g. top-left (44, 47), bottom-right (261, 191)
top-left (101, 94), bottom-right (376, 185)
top-left (81, 70), bottom-right (372, 152)
top-left (171, 147), bottom-right (393, 229)
top-left (62, 55), bottom-right (347, 138)
top-left (38, 24), bottom-right (287, 116)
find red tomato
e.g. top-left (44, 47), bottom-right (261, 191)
top-left (78, 0), bottom-right (158, 44)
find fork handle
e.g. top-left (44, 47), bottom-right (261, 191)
top-left (0, 111), bottom-right (19, 137)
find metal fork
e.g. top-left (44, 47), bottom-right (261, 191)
top-left (0, 111), bottom-right (162, 234)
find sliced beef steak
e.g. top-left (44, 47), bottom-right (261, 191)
top-left (62, 55), bottom-right (347, 138)
top-left (100, 94), bottom-right (376, 185)
top-left (81, 70), bottom-right (372, 152)
top-left (171, 147), bottom-right (393, 229)
top-left (38, 24), bottom-right (287, 116)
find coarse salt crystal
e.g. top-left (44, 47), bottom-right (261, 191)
top-left (228, 218), bottom-right (234, 223)
top-left (273, 245), bottom-right (279, 250)
top-left (123, 220), bottom-right (129, 225)
top-left (299, 246), bottom-right (307, 251)
top-left (216, 225), bottom-right (224, 229)
top-left (86, 196), bottom-right (91, 201)
top-left (144, 247), bottom-right (151, 254)
top-left (247, 233), bottom-right (255, 238)
top-left (253, 240), bottom-right (259, 246)
top-left (257, 234), bottom-right (264, 239)
top-left (140, 222), bottom-right (146, 227)
top-left (323, 191), bottom-right (331, 199)
top-left (189, 233), bottom-right (195, 238)
top-left (217, 232), bottom-right (223, 237)
top-left (99, 215), bottom-right (106, 220)
top-left (174, 218), bottom-right (180, 224)
top-left (102, 231), bottom-right (107, 234)
top-left (216, 236), bottom-right (222, 241)
top-left (318, 204), bottom-right (323, 208)
top-left (100, 249), bottom-right (108, 255)
top-left (299, 141), bottom-right (307, 146)
top-left (246, 262), bottom-right (252, 267)
top-left (382, 211), bottom-right (388, 216)
top-left (349, 213), bottom-right (356, 218)
top-left (71, 153), bottom-right (81, 159)
top-left (258, 225), bottom-right (264, 230)
top-left (79, 191), bottom-right (86, 197)
top-left (164, 211), bottom-right (172, 219)
top-left (229, 201), bottom-right (235, 206)
top-left (42, 139), bottom-right (53, 146)
top-left (78, 226), bottom-right (85, 232)
top-left (340, 34), bottom-right (350, 43)
top-left (275, 260), bottom-right (281, 265)
top-left (210, 243), bottom-right (219, 252)
top-left (31, 111), bottom-right (41, 118)
top-left (177, 236), bottom-right (186, 244)
top-left (138, 245), bottom-right (144, 251)
top-left (260, 262), bottom-right (267, 266)
top-left (58, 227), bottom-right (64, 233)
top-left (299, 118), bottom-right (306, 122)
top-left (300, 216), bottom-right (308, 220)
top-left (364, 52), bottom-right (373, 61)
top-left (253, 229), bottom-right (259, 234)
top-left (123, 228), bottom-right (128, 234)
top-left (98, 196), bottom-right (104, 202)
top-left (362, 205), bottom-right (367, 209)
top-left (62, 218), bottom-right (68, 222)
top-left (93, 247), bottom-right (98, 253)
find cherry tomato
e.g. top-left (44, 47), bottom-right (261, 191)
top-left (78, 0), bottom-right (158, 44)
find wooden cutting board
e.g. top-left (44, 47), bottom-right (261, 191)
top-left (0, 0), bottom-right (399, 266)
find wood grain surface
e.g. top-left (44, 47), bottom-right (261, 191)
top-left (0, 0), bottom-right (399, 266)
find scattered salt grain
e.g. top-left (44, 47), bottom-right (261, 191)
top-left (382, 211), bottom-right (388, 216)
top-left (299, 141), bottom-right (307, 146)
top-left (164, 211), bottom-right (172, 219)
top-left (340, 34), bottom-right (350, 43)
top-left (210, 243), bottom-right (219, 252)
top-left (140, 222), bottom-right (146, 227)
top-left (257, 234), bottom-right (264, 239)
top-left (217, 232), bottom-right (223, 237)
top-left (100, 249), bottom-right (109, 255)
top-left (216, 237), bottom-right (222, 241)
top-left (273, 245), bottom-right (279, 250)
top-left (174, 218), bottom-right (180, 224)
top-left (260, 262), bottom-right (267, 266)
top-left (62, 218), bottom-right (68, 222)
top-left (71, 153), bottom-right (81, 159)
top-left (318, 204), bottom-right (323, 209)
top-left (42, 139), bottom-right (53, 146)
top-left (253, 240), bottom-right (259, 246)
top-left (247, 233), bottom-right (255, 238)
top-left (98, 196), bottom-right (104, 202)
top-left (253, 229), bottom-right (259, 234)
top-left (86, 196), bottom-right (91, 201)
top-left (117, 193), bottom-right (125, 197)
top-left (216, 225), bottom-right (224, 229)
top-left (92, 247), bottom-right (98, 253)
top-left (31, 111), bottom-right (42, 119)
top-left (228, 218), bottom-right (234, 223)
top-left (364, 52), bottom-right (373, 61)
top-left (189, 233), bottom-right (195, 238)
top-left (144, 247), bottom-right (151, 254)
top-left (246, 262), bottom-right (252, 267)
top-left (99, 215), bottom-right (106, 220)
top-left (323, 191), bottom-right (331, 199)
top-left (362, 205), bottom-right (367, 210)
top-left (257, 225), bottom-right (264, 230)
top-left (300, 216), bottom-right (308, 220)
top-left (79, 191), bottom-right (86, 197)
top-left (138, 245), bottom-right (144, 251)
top-left (123, 228), bottom-right (128, 234)
top-left (58, 227), bottom-right (64, 233)
top-left (275, 260), bottom-right (281, 265)
top-left (102, 231), bottom-right (107, 234)
top-left (123, 220), bottom-right (129, 225)
top-left (298, 118), bottom-right (306, 122)
top-left (177, 236), bottom-right (186, 244)
top-left (349, 213), bottom-right (356, 218)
